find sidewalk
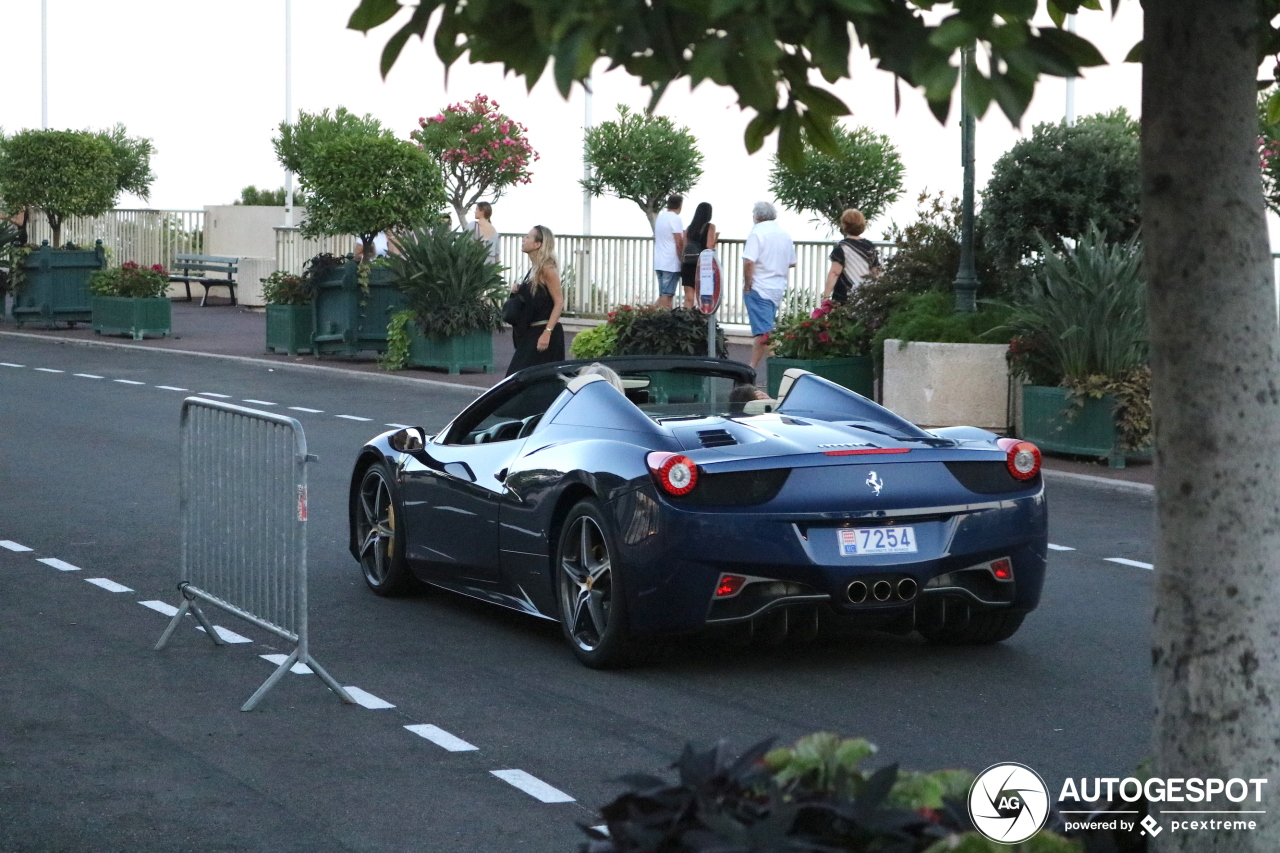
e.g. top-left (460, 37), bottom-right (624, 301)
top-left (0, 298), bottom-right (1152, 490)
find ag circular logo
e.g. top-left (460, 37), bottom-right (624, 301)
top-left (968, 762), bottom-right (1051, 844)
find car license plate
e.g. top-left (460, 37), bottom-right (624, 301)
top-left (838, 526), bottom-right (918, 556)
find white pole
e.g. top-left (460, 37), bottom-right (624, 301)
top-left (41, 0), bottom-right (48, 129)
top-left (1065, 13), bottom-right (1077, 126)
top-left (284, 0), bottom-right (295, 227)
top-left (582, 69), bottom-right (593, 237)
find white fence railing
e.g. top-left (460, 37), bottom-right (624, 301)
top-left (274, 227), bottom-right (357, 275)
top-left (25, 209), bottom-right (204, 268)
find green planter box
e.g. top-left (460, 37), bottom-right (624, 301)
top-left (311, 259), bottom-right (406, 357)
top-left (766, 355), bottom-right (874, 399)
top-left (406, 327), bottom-right (494, 374)
top-left (1021, 385), bottom-right (1147, 469)
top-left (266, 304), bottom-right (314, 355)
top-left (11, 241), bottom-right (106, 328)
top-left (92, 295), bottom-right (171, 340)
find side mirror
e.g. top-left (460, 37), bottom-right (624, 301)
top-left (389, 427), bottom-right (426, 453)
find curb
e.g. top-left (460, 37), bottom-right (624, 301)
top-left (0, 330), bottom-right (485, 395)
top-left (1042, 467), bottom-right (1154, 495)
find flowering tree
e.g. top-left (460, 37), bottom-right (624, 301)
top-left (411, 94), bottom-right (537, 228)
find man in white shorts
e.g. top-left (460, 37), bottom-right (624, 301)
top-left (742, 201), bottom-right (796, 369)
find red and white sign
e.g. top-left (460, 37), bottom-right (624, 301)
top-left (696, 249), bottom-right (721, 315)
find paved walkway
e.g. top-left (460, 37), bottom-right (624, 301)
top-left (0, 298), bottom-right (1152, 488)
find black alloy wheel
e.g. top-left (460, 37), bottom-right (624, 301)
top-left (556, 498), bottom-right (636, 668)
top-left (355, 463), bottom-right (415, 595)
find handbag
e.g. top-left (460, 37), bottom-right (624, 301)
top-left (502, 274), bottom-right (531, 326)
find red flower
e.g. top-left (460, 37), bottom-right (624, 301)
top-left (818, 331), bottom-right (831, 344)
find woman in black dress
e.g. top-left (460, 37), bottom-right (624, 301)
top-left (679, 202), bottom-right (718, 308)
top-left (505, 224), bottom-right (565, 376)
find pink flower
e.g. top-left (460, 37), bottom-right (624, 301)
top-left (818, 331), bottom-right (831, 344)
top-left (499, 122), bottom-right (510, 134)
top-left (470, 124), bottom-right (482, 133)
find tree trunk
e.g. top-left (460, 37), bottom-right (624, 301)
top-left (49, 213), bottom-right (61, 249)
top-left (1144, 3), bottom-right (1280, 850)
top-left (644, 203), bottom-right (658, 233)
top-left (453, 200), bottom-right (469, 230)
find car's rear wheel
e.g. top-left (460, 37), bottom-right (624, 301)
top-left (355, 462), bottom-right (416, 596)
top-left (556, 499), bottom-right (636, 668)
top-left (917, 600), bottom-right (1024, 645)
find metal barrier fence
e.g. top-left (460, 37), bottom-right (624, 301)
top-left (155, 397), bottom-right (353, 712)
top-left (26, 208), bottom-right (204, 267)
top-left (275, 226), bottom-right (358, 275)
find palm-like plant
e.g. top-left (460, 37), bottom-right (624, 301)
top-left (387, 223), bottom-right (507, 339)
top-left (1006, 225), bottom-right (1147, 385)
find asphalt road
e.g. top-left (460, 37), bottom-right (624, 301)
top-left (0, 336), bottom-right (1156, 853)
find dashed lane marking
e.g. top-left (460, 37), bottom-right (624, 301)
top-left (74, 373), bottom-right (104, 379)
top-left (139, 600), bottom-right (179, 616)
top-left (0, 362), bottom-right (23, 368)
top-left (114, 379), bottom-right (146, 385)
top-left (38, 558), bottom-right (81, 572)
top-left (260, 653), bottom-right (313, 674)
top-left (155, 385), bottom-right (188, 391)
top-left (405, 724), bottom-right (479, 752)
top-left (0, 540), bottom-right (33, 552)
top-left (386, 423), bottom-right (413, 429)
top-left (1105, 557), bottom-right (1154, 570)
top-left (289, 406), bottom-right (323, 413)
top-left (200, 625), bottom-right (253, 644)
top-left (1048, 544), bottom-right (1075, 551)
top-left (343, 686), bottom-right (395, 709)
top-left (242, 399), bottom-right (276, 406)
top-left (86, 578), bottom-right (133, 593)
top-left (197, 392), bottom-right (232, 399)
top-left (34, 368), bottom-right (64, 373)
top-left (490, 769), bottom-right (575, 803)
top-left (336, 415), bottom-right (372, 422)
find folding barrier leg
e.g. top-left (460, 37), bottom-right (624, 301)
top-left (154, 586), bottom-right (225, 651)
top-left (304, 655), bottom-right (355, 705)
top-left (241, 648), bottom-right (301, 712)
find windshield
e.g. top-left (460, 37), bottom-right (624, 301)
top-left (611, 368), bottom-right (745, 419)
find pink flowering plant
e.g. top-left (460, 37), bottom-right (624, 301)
top-left (89, 261), bottom-right (169, 299)
top-left (410, 94), bottom-right (538, 226)
top-left (770, 299), bottom-right (867, 360)
top-left (1259, 88), bottom-right (1280, 213)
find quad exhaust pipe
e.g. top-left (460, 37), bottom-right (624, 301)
top-left (845, 577), bottom-right (918, 603)
top-left (847, 581), bottom-right (868, 603)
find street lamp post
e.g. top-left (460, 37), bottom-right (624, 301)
top-left (41, 0), bottom-right (48, 129)
top-left (953, 46), bottom-right (980, 313)
top-left (284, 0), bottom-right (295, 227)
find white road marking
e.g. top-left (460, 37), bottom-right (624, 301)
top-left (242, 399), bottom-right (276, 406)
top-left (85, 578), bottom-right (133, 593)
top-left (74, 373), bottom-right (104, 379)
top-left (0, 362), bottom-right (24, 368)
top-left (38, 558), bottom-right (81, 572)
top-left (197, 625), bottom-right (253, 643)
top-left (1105, 557), bottom-right (1154, 570)
top-left (139, 600), bottom-right (179, 616)
top-left (592, 826), bottom-right (609, 836)
top-left (114, 379), bottom-right (146, 385)
top-left (289, 406), bottom-right (323, 413)
top-left (405, 724), bottom-right (479, 752)
top-left (0, 540), bottom-right (33, 552)
top-left (260, 653), bottom-right (313, 674)
top-left (343, 686), bottom-right (395, 709)
top-left (198, 392), bottom-right (232, 399)
top-left (490, 769), bottom-right (575, 803)
top-left (386, 423), bottom-right (413, 429)
top-left (34, 368), bottom-right (64, 373)
top-left (155, 385), bottom-right (188, 391)
top-left (1048, 544), bottom-right (1076, 551)
top-left (336, 415), bottom-right (372, 422)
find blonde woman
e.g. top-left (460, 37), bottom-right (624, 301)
top-left (505, 224), bottom-right (565, 375)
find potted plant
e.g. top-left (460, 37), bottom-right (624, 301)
top-left (1007, 226), bottom-right (1151, 468)
top-left (273, 108), bottom-right (446, 357)
top-left (262, 270), bottom-right (315, 355)
top-left (767, 299), bottom-right (872, 398)
top-left (595, 305), bottom-right (728, 400)
top-left (0, 126), bottom-right (153, 327)
top-left (380, 223), bottom-right (505, 373)
top-left (89, 262), bottom-right (171, 340)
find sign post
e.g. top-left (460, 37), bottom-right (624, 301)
top-left (697, 249), bottom-right (722, 357)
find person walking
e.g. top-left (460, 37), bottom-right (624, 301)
top-left (470, 201), bottom-right (501, 266)
top-left (652, 195), bottom-right (685, 308)
top-left (742, 201), bottom-right (796, 369)
top-left (679, 202), bottom-right (718, 308)
top-left (505, 225), bottom-right (565, 376)
top-left (824, 208), bottom-right (882, 303)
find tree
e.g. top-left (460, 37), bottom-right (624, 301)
top-left (0, 128), bottom-right (155, 247)
top-left (234, 185), bottom-right (309, 206)
top-left (274, 107), bottom-right (388, 176)
top-left (981, 109), bottom-right (1140, 266)
top-left (410, 93), bottom-right (538, 228)
top-left (351, 3), bottom-right (1280, 850)
top-left (768, 124), bottom-right (904, 232)
top-left (581, 105), bottom-right (703, 231)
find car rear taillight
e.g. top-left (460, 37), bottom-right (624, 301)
top-left (646, 452), bottom-right (699, 496)
top-left (715, 574), bottom-right (746, 597)
top-left (997, 438), bottom-right (1041, 480)
top-left (990, 557), bottom-right (1014, 580)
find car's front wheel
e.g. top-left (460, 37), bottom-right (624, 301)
top-left (917, 600), bottom-right (1024, 645)
top-left (354, 462), bottom-right (416, 596)
top-left (555, 499), bottom-right (636, 668)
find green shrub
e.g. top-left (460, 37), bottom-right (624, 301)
top-left (768, 124), bottom-right (905, 230)
top-left (89, 262), bottom-right (169, 299)
top-left (236, 185), bottom-right (309, 206)
top-left (872, 290), bottom-right (1011, 367)
top-left (387, 222), bottom-right (505, 340)
top-left (770, 299), bottom-right (867, 359)
top-left (612, 305), bottom-right (727, 358)
top-left (568, 322), bottom-right (616, 359)
top-left (261, 270), bottom-right (313, 306)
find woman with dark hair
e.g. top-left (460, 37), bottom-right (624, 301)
top-left (679, 202), bottom-right (718, 308)
top-left (505, 224), bottom-right (565, 375)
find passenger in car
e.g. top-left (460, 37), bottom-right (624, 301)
top-left (573, 362), bottom-right (625, 392)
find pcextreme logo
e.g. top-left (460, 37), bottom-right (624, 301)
top-left (969, 763), bottom-right (1051, 844)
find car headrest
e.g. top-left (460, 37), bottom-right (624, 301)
top-left (566, 373), bottom-right (608, 393)
top-left (775, 368), bottom-right (812, 403)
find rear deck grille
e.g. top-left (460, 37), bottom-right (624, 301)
top-left (697, 429), bottom-right (738, 448)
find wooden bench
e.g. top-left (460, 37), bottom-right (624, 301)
top-left (170, 254), bottom-right (239, 306)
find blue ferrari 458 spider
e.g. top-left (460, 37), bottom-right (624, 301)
top-left (348, 356), bottom-right (1047, 667)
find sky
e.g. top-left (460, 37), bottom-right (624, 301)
top-left (1, 1), bottom-right (1183, 246)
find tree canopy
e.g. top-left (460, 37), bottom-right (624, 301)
top-left (768, 124), bottom-right (904, 232)
top-left (581, 105), bottom-right (703, 230)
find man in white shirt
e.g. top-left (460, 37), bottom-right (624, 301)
top-left (652, 195), bottom-right (686, 308)
top-left (742, 201), bottom-right (796, 369)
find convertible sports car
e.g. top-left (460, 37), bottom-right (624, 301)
top-left (348, 356), bottom-right (1047, 668)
